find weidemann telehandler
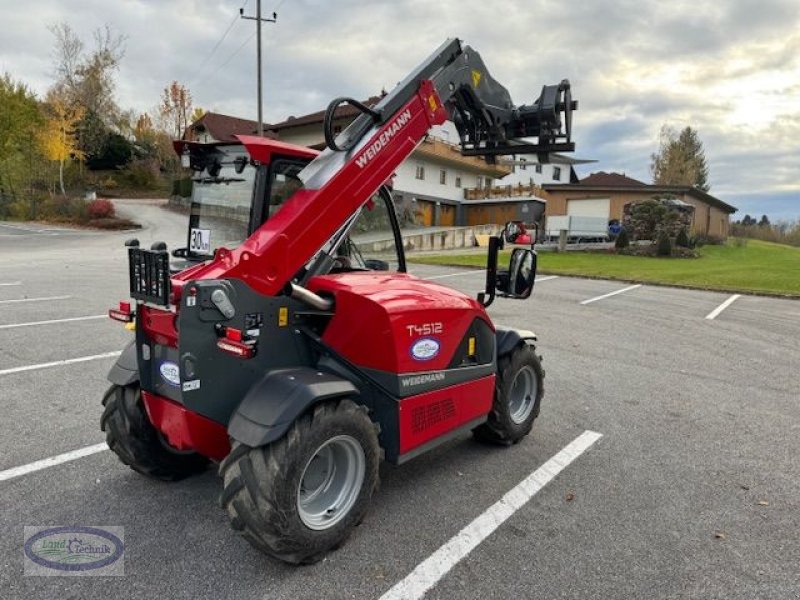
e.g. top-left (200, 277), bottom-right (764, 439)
top-left (104, 38), bottom-right (577, 564)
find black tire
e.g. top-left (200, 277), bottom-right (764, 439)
top-left (100, 384), bottom-right (209, 481)
top-left (473, 344), bottom-right (544, 445)
top-left (219, 399), bottom-right (380, 565)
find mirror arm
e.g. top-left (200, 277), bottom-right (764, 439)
top-left (478, 235), bottom-right (500, 308)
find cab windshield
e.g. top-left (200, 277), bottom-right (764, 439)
top-left (187, 149), bottom-right (256, 258)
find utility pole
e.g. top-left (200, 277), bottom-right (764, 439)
top-left (241, 1), bottom-right (277, 136)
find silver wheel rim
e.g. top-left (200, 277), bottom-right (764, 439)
top-left (297, 435), bottom-right (366, 531)
top-left (508, 365), bottom-right (537, 424)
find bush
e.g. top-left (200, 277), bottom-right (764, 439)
top-left (123, 159), bottom-right (160, 189)
top-left (656, 230), bottom-right (672, 256)
top-left (675, 228), bottom-right (690, 248)
top-left (87, 198), bottom-right (115, 219)
top-left (614, 227), bottom-right (630, 249)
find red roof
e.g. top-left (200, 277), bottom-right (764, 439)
top-left (579, 171), bottom-right (647, 186)
top-left (266, 95), bottom-right (384, 132)
top-left (186, 112), bottom-right (273, 142)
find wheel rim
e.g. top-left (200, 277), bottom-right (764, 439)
top-left (508, 365), bottom-right (537, 424)
top-left (297, 435), bottom-right (366, 531)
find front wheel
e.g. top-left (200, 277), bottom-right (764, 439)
top-left (219, 399), bottom-right (380, 564)
top-left (473, 345), bottom-right (544, 445)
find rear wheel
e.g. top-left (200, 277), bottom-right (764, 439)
top-left (101, 384), bottom-right (209, 480)
top-left (219, 399), bottom-right (380, 564)
top-left (473, 345), bottom-right (544, 444)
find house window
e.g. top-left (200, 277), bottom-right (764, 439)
top-left (415, 165), bottom-right (425, 180)
top-left (535, 164), bottom-right (542, 174)
top-left (439, 169), bottom-right (447, 185)
top-left (485, 177), bottom-right (492, 189)
top-left (476, 177), bottom-right (483, 189)
top-left (455, 176), bottom-right (461, 188)
top-left (520, 158), bottom-right (527, 170)
top-left (553, 166), bottom-right (561, 181)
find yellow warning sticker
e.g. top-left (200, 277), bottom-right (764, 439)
top-left (278, 306), bottom-right (288, 327)
top-left (428, 94), bottom-right (438, 112)
top-left (471, 70), bottom-right (482, 88)
top-left (468, 336), bottom-right (476, 356)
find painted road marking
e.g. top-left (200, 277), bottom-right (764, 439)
top-left (0, 295), bottom-right (71, 305)
top-left (0, 314), bottom-right (106, 330)
top-left (0, 351), bottom-right (121, 376)
top-left (0, 282), bottom-right (22, 286)
top-left (0, 443), bottom-right (108, 483)
top-left (425, 270), bottom-right (559, 283)
top-left (425, 270), bottom-right (484, 280)
top-left (379, 430), bottom-right (603, 600)
top-left (705, 294), bottom-right (741, 320)
top-left (580, 284), bottom-right (642, 305)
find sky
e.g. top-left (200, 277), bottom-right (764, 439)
top-left (0, 0), bottom-right (798, 219)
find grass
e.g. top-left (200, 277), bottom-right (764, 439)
top-left (410, 239), bottom-right (800, 297)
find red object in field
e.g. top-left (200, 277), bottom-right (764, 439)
top-left (141, 391), bottom-right (230, 461)
top-left (171, 80), bottom-right (448, 298)
top-left (312, 272), bottom-right (492, 374)
top-left (108, 300), bottom-right (133, 323)
top-left (397, 375), bottom-right (495, 455)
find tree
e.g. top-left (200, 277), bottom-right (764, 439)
top-left (0, 74), bottom-right (43, 205)
top-left (759, 214), bottom-right (770, 227)
top-left (159, 81), bottom-right (193, 139)
top-left (650, 125), bottom-right (710, 191)
top-left (49, 23), bottom-right (126, 162)
top-left (39, 95), bottom-right (85, 195)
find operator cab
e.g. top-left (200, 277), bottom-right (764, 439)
top-left (170, 138), bottom-right (405, 277)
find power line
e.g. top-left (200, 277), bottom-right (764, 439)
top-left (189, 1), bottom-right (251, 84)
top-left (195, 31), bottom-right (256, 87)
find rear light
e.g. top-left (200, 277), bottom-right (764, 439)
top-left (216, 339), bottom-right (255, 359)
top-left (109, 301), bottom-right (134, 323)
top-left (216, 326), bottom-right (256, 359)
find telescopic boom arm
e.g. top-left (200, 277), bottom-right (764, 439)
top-left (175, 38), bottom-right (577, 298)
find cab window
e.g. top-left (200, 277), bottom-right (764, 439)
top-left (334, 192), bottom-right (404, 273)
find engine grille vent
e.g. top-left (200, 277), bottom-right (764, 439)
top-left (411, 398), bottom-right (456, 433)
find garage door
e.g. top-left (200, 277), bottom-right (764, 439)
top-left (567, 198), bottom-right (610, 218)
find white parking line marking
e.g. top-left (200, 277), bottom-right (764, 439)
top-left (580, 284), bottom-right (641, 305)
top-left (0, 351), bottom-right (121, 376)
top-left (0, 295), bottom-right (71, 305)
top-left (379, 430), bottom-right (603, 600)
top-left (705, 294), bottom-right (741, 320)
top-left (0, 314), bottom-right (106, 330)
top-left (425, 270), bottom-right (484, 280)
top-left (0, 281), bottom-right (22, 286)
top-left (425, 271), bottom-right (559, 283)
top-left (0, 443), bottom-right (108, 483)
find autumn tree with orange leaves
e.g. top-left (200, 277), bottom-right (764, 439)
top-left (159, 81), bottom-right (194, 139)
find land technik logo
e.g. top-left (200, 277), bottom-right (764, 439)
top-left (24, 526), bottom-right (125, 576)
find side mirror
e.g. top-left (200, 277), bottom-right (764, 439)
top-left (496, 248), bottom-right (537, 299)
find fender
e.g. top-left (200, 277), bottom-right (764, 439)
top-left (107, 341), bottom-right (139, 386)
top-left (495, 326), bottom-right (537, 358)
top-left (227, 367), bottom-right (360, 447)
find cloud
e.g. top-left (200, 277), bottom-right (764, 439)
top-left (0, 0), bottom-right (798, 217)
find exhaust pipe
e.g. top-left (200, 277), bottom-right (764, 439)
top-left (290, 283), bottom-right (334, 311)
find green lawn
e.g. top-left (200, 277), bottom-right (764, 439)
top-left (410, 239), bottom-right (800, 297)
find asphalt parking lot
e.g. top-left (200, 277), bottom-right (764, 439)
top-left (1, 201), bottom-right (798, 599)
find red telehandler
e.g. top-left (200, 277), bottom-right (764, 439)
top-left (104, 38), bottom-right (577, 564)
